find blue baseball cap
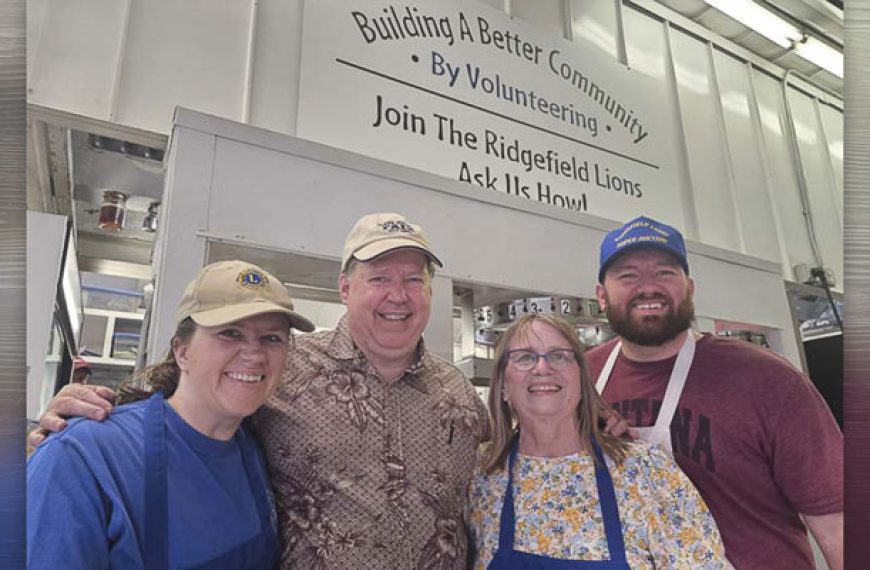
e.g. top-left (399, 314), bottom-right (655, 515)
top-left (598, 216), bottom-right (689, 282)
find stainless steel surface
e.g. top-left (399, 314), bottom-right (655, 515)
top-left (27, 107), bottom-right (167, 280)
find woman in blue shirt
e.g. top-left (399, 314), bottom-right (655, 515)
top-left (27, 260), bottom-right (315, 569)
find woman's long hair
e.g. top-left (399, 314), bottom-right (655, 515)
top-left (483, 314), bottom-right (628, 474)
top-left (116, 318), bottom-right (196, 405)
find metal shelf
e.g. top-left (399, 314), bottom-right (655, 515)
top-left (82, 357), bottom-right (136, 368)
top-left (79, 308), bottom-right (143, 387)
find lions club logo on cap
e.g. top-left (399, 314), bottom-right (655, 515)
top-left (379, 220), bottom-right (415, 234)
top-left (237, 269), bottom-right (269, 288)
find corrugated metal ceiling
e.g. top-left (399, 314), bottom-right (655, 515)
top-left (652, 0), bottom-right (843, 95)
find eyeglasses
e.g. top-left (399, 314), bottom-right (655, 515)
top-left (506, 349), bottom-right (576, 371)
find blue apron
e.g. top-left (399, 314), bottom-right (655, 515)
top-left (488, 439), bottom-right (631, 569)
top-left (143, 392), bottom-right (278, 570)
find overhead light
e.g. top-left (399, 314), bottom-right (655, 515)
top-left (794, 36), bottom-right (843, 78)
top-left (703, 0), bottom-right (802, 48)
top-left (702, 0), bottom-right (843, 78)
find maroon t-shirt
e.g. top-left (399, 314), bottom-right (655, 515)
top-left (586, 334), bottom-right (842, 570)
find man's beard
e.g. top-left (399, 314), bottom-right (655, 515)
top-left (604, 291), bottom-right (695, 347)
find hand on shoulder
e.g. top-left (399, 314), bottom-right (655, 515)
top-left (28, 384), bottom-right (117, 447)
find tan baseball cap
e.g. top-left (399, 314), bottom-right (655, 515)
top-left (175, 260), bottom-right (315, 332)
top-left (341, 212), bottom-right (443, 271)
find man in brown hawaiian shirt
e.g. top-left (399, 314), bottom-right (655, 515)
top-left (253, 213), bottom-right (488, 569)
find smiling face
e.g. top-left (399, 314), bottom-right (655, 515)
top-left (339, 249), bottom-right (432, 373)
top-left (172, 312), bottom-right (290, 437)
top-left (596, 247), bottom-right (695, 347)
top-left (501, 320), bottom-right (582, 428)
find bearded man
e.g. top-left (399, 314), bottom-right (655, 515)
top-left (586, 216), bottom-right (843, 570)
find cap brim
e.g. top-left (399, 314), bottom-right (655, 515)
top-left (353, 238), bottom-right (443, 267)
top-left (190, 301), bottom-right (316, 332)
top-left (598, 243), bottom-right (689, 282)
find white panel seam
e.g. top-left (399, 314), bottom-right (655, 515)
top-left (560, 0), bottom-right (573, 42)
top-left (26, 0), bottom-right (48, 83)
top-left (108, 0), bottom-right (133, 122)
top-left (707, 43), bottom-right (746, 254)
top-left (812, 99), bottom-right (842, 231)
top-left (746, 63), bottom-right (791, 278)
top-left (662, 22), bottom-right (699, 241)
top-left (242, 0), bottom-right (259, 124)
top-left (615, 0), bottom-right (628, 67)
top-left (205, 135), bottom-right (220, 236)
top-left (781, 73), bottom-right (824, 267)
top-left (290, 0), bottom-right (308, 135)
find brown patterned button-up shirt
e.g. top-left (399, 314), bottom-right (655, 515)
top-left (254, 316), bottom-right (488, 570)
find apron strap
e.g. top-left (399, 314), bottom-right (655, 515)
top-left (237, 419), bottom-right (276, 544)
top-left (591, 440), bottom-right (627, 563)
top-left (496, 437), bottom-right (520, 552)
top-left (595, 341), bottom-right (622, 393)
top-left (144, 392), bottom-right (170, 570)
top-left (595, 333), bottom-right (697, 433)
top-left (652, 332), bottom-right (695, 429)
top-left (496, 437), bottom-right (628, 562)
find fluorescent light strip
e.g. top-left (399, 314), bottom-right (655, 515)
top-left (703, 0), bottom-right (802, 48)
top-left (794, 36), bottom-right (843, 78)
top-left (702, 0), bottom-right (842, 78)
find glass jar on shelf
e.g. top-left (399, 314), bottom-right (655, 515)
top-left (99, 190), bottom-right (127, 231)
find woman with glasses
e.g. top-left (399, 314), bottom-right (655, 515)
top-left (468, 314), bottom-right (731, 569)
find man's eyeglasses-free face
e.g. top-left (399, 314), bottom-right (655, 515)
top-left (506, 349), bottom-right (576, 371)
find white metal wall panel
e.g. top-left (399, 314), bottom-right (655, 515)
top-left (510, 0), bottom-right (565, 38)
top-left (712, 51), bottom-right (781, 262)
top-left (25, 0), bottom-right (48, 79)
top-left (623, 7), bottom-right (667, 83)
top-left (204, 137), bottom-right (599, 300)
top-left (27, 0), bottom-right (128, 120)
top-left (752, 70), bottom-right (812, 279)
top-left (148, 126), bottom-right (216, 360)
top-left (817, 103), bottom-right (844, 221)
top-left (668, 29), bottom-right (739, 251)
top-left (475, 0), bottom-right (506, 11)
top-left (687, 252), bottom-right (796, 357)
top-left (569, 0), bottom-right (620, 60)
top-left (248, 0), bottom-right (303, 135)
top-left (112, 0), bottom-right (254, 132)
top-left (622, 9), bottom-right (696, 241)
top-left (786, 90), bottom-right (843, 285)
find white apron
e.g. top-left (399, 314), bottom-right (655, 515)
top-left (595, 332), bottom-right (696, 455)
